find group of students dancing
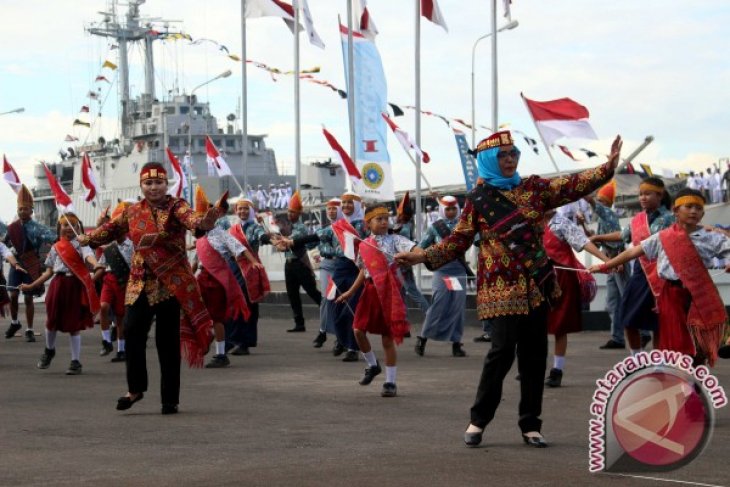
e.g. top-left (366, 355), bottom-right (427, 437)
top-left (1, 131), bottom-right (728, 448)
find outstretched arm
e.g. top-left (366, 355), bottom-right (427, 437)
top-left (588, 245), bottom-right (644, 273)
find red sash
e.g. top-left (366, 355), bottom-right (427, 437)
top-left (229, 224), bottom-right (270, 302)
top-left (543, 226), bottom-right (596, 304)
top-left (631, 212), bottom-right (663, 298)
top-left (659, 225), bottom-right (727, 366)
top-left (54, 239), bottom-right (100, 315)
top-left (196, 237), bottom-right (250, 322)
top-left (128, 200), bottom-right (211, 368)
top-left (359, 236), bottom-right (410, 344)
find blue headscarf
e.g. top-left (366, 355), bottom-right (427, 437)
top-left (476, 146), bottom-right (522, 190)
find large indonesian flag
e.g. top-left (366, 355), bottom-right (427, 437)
top-left (245, 0), bottom-right (300, 34)
top-left (322, 126), bottom-right (361, 181)
top-left (3, 155), bottom-right (21, 194)
top-left (205, 136), bottom-right (234, 177)
top-left (80, 152), bottom-right (99, 202)
top-left (42, 162), bottom-right (75, 212)
top-left (522, 94), bottom-right (598, 146)
top-left (166, 147), bottom-right (187, 198)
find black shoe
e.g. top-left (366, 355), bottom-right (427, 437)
top-left (110, 351), bottom-right (126, 362)
top-left (452, 342), bottom-right (467, 357)
top-left (414, 336), bottom-right (427, 356)
top-left (205, 354), bottom-right (230, 368)
top-left (403, 331), bottom-right (412, 338)
top-left (359, 362), bottom-right (382, 385)
top-left (464, 427), bottom-right (483, 447)
top-left (342, 350), bottom-right (358, 362)
top-left (381, 382), bottom-right (397, 397)
top-left (116, 392), bottom-right (144, 411)
top-left (230, 345), bottom-right (250, 356)
top-left (25, 329), bottom-right (36, 343)
top-left (287, 325), bottom-right (306, 333)
top-left (37, 348), bottom-right (56, 369)
top-left (65, 360), bottom-right (83, 375)
top-left (545, 368), bottom-right (563, 388)
top-left (5, 322), bottom-right (21, 339)
top-left (100, 340), bottom-right (114, 356)
top-left (599, 339), bottom-right (625, 350)
top-left (473, 333), bottom-right (491, 343)
top-left (522, 432), bottom-right (548, 448)
top-left (332, 342), bottom-right (345, 357)
top-left (719, 344), bottom-right (730, 359)
top-left (313, 331), bottom-right (327, 348)
top-left (640, 334), bottom-right (652, 349)
top-left (161, 403), bottom-right (178, 415)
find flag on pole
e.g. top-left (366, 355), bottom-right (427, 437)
top-left (102, 60), bottom-right (118, 70)
top-left (205, 136), bottom-right (233, 177)
top-left (299, 0), bottom-right (325, 49)
top-left (421, 0), bottom-right (448, 32)
top-left (503, 0), bottom-right (512, 18)
top-left (443, 276), bottom-right (463, 291)
top-left (521, 94), bottom-right (598, 146)
top-left (322, 126), bottom-right (361, 181)
top-left (41, 162), bottom-right (74, 212)
top-left (354, 0), bottom-right (378, 40)
top-left (382, 113), bottom-right (431, 163)
top-left (2, 155), bottom-right (21, 194)
top-left (325, 277), bottom-right (338, 300)
top-left (80, 152), bottom-right (99, 202)
top-left (332, 219), bottom-right (361, 261)
top-left (166, 147), bottom-right (187, 198)
top-left (245, 0), bottom-right (301, 34)
top-left (453, 129), bottom-right (478, 191)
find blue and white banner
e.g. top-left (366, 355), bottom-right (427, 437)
top-left (340, 25), bottom-right (393, 201)
top-left (454, 129), bottom-right (478, 191)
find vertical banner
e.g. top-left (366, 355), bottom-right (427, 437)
top-left (454, 129), bottom-right (478, 191)
top-left (340, 25), bottom-right (393, 200)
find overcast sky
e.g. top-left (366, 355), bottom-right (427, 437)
top-left (1, 0), bottom-right (728, 222)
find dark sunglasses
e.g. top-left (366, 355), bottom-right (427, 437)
top-left (496, 148), bottom-right (520, 159)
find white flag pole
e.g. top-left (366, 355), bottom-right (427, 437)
top-left (240, 0), bottom-right (249, 192)
top-left (345, 2), bottom-right (356, 183)
top-left (414, 0), bottom-right (423, 287)
top-left (294, 0), bottom-right (301, 190)
top-left (520, 93), bottom-right (561, 174)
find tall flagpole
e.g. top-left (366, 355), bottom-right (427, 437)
top-left (415, 0), bottom-right (423, 286)
top-left (294, 1), bottom-right (302, 189)
top-left (346, 1), bottom-right (356, 173)
top-left (241, 0), bottom-right (249, 194)
top-left (490, 0), bottom-right (498, 130)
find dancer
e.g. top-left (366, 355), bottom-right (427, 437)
top-left (590, 188), bottom-right (730, 365)
top-left (0, 241), bottom-right (27, 317)
top-left (394, 192), bottom-right (430, 315)
top-left (20, 213), bottom-right (102, 375)
top-left (312, 198), bottom-right (343, 348)
top-left (337, 206), bottom-right (414, 397)
top-left (415, 196), bottom-right (467, 357)
top-left (396, 131), bottom-right (622, 448)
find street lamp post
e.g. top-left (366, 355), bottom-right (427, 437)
top-left (0, 107), bottom-right (25, 116)
top-left (470, 20), bottom-right (518, 147)
top-left (186, 70), bottom-right (232, 202)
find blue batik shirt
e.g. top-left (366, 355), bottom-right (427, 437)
top-left (593, 202), bottom-right (624, 254)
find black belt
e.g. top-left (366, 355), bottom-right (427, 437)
top-left (55, 271), bottom-right (74, 277)
top-left (667, 279), bottom-right (684, 288)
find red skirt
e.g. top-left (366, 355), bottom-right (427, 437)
top-left (196, 268), bottom-right (228, 323)
top-left (657, 281), bottom-right (695, 356)
top-left (547, 269), bottom-right (583, 335)
top-left (45, 274), bottom-right (94, 333)
top-left (100, 272), bottom-right (126, 317)
top-left (353, 280), bottom-right (392, 337)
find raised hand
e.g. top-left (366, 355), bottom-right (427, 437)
top-left (607, 135), bottom-right (623, 171)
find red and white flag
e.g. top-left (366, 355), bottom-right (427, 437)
top-left (166, 147), bottom-right (187, 198)
top-left (325, 277), bottom-right (338, 300)
top-left (332, 219), bottom-right (361, 261)
top-left (382, 113), bottom-right (430, 163)
top-left (299, 0), bottom-right (325, 49)
top-left (2, 155), bottom-right (21, 194)
top-left (205, 136), bottom-right (233, 177)
top-left (80, 152), bottom-right (99, 202)
top-left (522, 94), bottom-right (598, 146)
top-left (245, 0), bottom-right (300, 34)
top-left (354, 0), bottom-right (378, 40)
top-left (421, 0), bottom-right (448, 32)
top-left (443, 276), bottom-right (463, 291)
top-left (41, 162), bottom-right (74, 212)
top-left (322, 126), bottom-right (361, 181)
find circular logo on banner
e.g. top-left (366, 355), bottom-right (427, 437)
top-left (609, 368), bottom-right (713, 471)
top-left (362, 163), bottom-right (385, 190)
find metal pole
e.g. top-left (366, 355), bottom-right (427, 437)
top-left (346, 1), bottom-right (356, 175)
top-left (294, 0), bottom-right (301, 189)
top-left (415, 0), bottom-right (422, 286)
top-left (490, 0), bottom-right (498, 131)
top-left (241, 0), bottom-right (249, 193)
top-left (617, 136), bottom-right (654, 172)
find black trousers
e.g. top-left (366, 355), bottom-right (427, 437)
top-left (284, 259), bottom-right (322, 327)
top-left (125, 293), bottom-right (181, 405)
top-left (470, 303), bottom-right (548, 433)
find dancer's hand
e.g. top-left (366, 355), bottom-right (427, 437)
top-left (395, 247), bottom-right (426, 266)
top-left (335, 290), bottom-right (351, 304)
top-left (607, 135), bottom-right (623, 171)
